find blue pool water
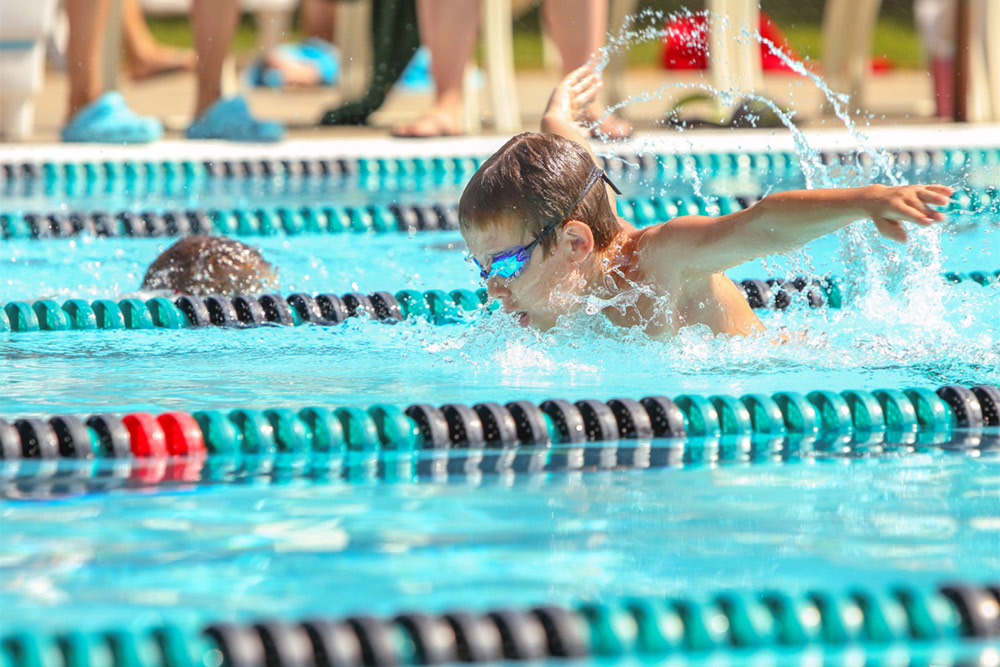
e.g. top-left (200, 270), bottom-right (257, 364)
top-left (2, 446), bottom-right (998, 634)
top-left (1, 132), bottom-right (999, 663)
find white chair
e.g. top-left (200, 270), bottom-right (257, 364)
top-left (0, 0), bottom-right (59, 139)
top-left (821, 0), bottom-right (882, 113)
top-left (464, 0), bottom-right (520, 133)
top-left (707, 0), bottom-right (762, 115)
top-left (959, 0), bottom-right (1000, 122)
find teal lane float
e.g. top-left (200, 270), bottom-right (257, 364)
top-left (1, 582), bottom-right (997, 667)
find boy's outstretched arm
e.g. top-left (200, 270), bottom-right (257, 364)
top-left (647, 184), bottom-right (954, 277)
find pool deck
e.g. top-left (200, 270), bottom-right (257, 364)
top-left (1, 65), bottom-right (965, 150)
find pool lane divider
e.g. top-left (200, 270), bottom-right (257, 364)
top-left (1, 384), bottom-right (996, 463)
top-left (1, 146), bottom-right (997, 187)
top-left (2, 271), bottom-right (997, 334)
top-left (3, 184), bottom-right (997, 240)
top-left (1, 583), bottom-right (997, 667)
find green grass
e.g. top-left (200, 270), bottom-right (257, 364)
top-left (781, 20), bottom-right (923, 69)
top-left (147, 15), bottom-right (299, 55)
top-left (147, 15), bottom-right (923, 70)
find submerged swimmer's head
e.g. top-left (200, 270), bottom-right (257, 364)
top-left (141, 235), bottom-right (279, 297)
top-left (458, 132), bottom-right (622, 330)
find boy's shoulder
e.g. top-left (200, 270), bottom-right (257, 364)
top-left (631, 217), bottom-right (686, 267)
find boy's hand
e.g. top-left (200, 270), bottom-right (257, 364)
top-left (542, 63), bottom-right (602, 131)
top-left (865, 184), bottom-right (953, 242)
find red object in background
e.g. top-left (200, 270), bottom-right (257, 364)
top-left (661, 11), bottom-right (802, 72)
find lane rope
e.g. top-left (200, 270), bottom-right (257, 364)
top-left (2, 185), bottom-right (996, 240)
top-left (1, 582), bottom-right (997, 667)
top-left (1, 384), bottom-right (996, 463)
top-left (1, 147), bottom-right (997, 187)
top-left (2, 272), bottom-right (997, 334)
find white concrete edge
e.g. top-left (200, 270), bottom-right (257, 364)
top-left (1, 124), bottom-right (999, 164)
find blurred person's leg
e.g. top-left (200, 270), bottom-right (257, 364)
top-left (392, 0), bottom-right (479, 137)
top-left (65, 0), bottom-right (112, 117)
top-left (122, 0), bottom-right (195, 80)
top-left (301, 0), bottom-right (335, 42)
top-left (543, 0), bottom-right (631, 138)
top-left (191, 0), bottom-right (240, 117)
top-left (63, 0), bottom-right (162, 142)
top-left (187, 0), bottom-right (284, 140)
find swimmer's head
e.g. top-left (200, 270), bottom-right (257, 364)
top-left (141, 235), bottom-right (278, 297)
top-left (458, 132), bottom-right (621, 330)
top-left (458, 132), bottom-right (619, 254)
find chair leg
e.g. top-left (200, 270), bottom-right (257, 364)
top-left (708, 0), bottom-right (760, 114)
top-left (336, 0), bottom-right (373, 102)
top-left (254, 9), bottom-right (292, 52)
top-left (987, 0), bottom-right (1000, 120)
top-left (478, 0), bottom-right (519, 132)
top-left (100, 0), bottom-right (124, 93)
top-left (463, 61), bottom-right (482, 133)
top-left (605, 0), bottom-right (639, 110)
top-left (966, 0), bottom-right (1000, 121)
top-left (821, 0), bottom-right (882, 114)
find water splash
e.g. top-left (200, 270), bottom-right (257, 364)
top-left (588, 6), bottom-right (960, 341)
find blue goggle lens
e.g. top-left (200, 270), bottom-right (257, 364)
top-left (473, 248), bottom-right (529, 280)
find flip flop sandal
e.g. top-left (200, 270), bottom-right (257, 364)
top-left (245, 58), bottom-right (283, 88)
top-left (61, 92), bottom-right (162, 144)
top-left (185, 96), bottom-right (284, 143)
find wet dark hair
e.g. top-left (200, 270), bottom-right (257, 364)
top-left (141, 235), bottom-right (278, 296)
top-left (458, 132), bottom-right (620, 254)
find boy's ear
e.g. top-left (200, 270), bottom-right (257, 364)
top-left (560, 220), bottom-right (595, 257)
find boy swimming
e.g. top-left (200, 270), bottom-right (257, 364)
top-left (141, 235), bottom-right (278, 296)
top-left (459, 65), bottom-right (953, 337)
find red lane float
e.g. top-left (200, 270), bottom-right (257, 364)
top-left (157, 411), bottom-right (207, 457)
top-left (122, 412), bottom-right (168, 458)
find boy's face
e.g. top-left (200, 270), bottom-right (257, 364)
top-left (463, 217), bottom-right (586, 330)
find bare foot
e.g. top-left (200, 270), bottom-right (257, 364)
top-left (128, 47), bottom-right (195, 81)
top-left (391, 111), bottom-right (461, 138)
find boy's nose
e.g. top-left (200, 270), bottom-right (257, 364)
top-left (486, 278), bottom-right (510, 300)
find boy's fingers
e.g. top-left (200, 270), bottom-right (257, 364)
top-left (875, 217), bottom-right (908, 243)
top-left (575, 86), bottom-right (600, 105)
top-left (908, 198), bottom-right (945, 222)
top-left (896, 202), bottom-right (937, 224)
top-left (570, 74), bottom-right (601, 92)
top-left (926, 184), bottom-right (954, 195)
top-left (916, 189), bottom-right (951, 206)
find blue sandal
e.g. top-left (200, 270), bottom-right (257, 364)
top-left (61, 92), bottom-right (162, 144)
top-left (185, 96), bottom-right (284, 143)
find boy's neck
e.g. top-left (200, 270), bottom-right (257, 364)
top-left (584, 225), bottom-right (639, 298)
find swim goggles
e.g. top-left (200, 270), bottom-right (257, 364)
top-left (470, 165), bottom-right (622, 281)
